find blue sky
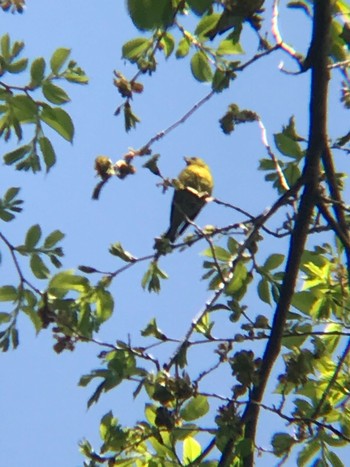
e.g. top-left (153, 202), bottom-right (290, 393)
top-left (1, 1), bottom-right (349, 466)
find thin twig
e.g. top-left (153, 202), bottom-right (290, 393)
top-left (271, 0), bottom-right (304, 70)
top-left (140, 91), bottom-right (215, 153)
top-left (258, 118), bottom-right (290, 191)
top-left (0, 232), bottom-right (42, 295)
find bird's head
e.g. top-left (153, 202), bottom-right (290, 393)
top-left (184, 156), bottom-right (207, 168)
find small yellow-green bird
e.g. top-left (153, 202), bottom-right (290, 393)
top-left (164, 157), bottom-right (214, 242)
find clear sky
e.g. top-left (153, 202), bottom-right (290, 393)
top-left (1, 1), bottom-right (349, 466)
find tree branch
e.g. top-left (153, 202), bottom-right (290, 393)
top-left (218, 2), bottom-right (332, 465)
top-left (321, 144), bottom-right (350, 276)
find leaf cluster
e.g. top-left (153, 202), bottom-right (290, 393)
top-left (0, 35), bottom-right (87, 172)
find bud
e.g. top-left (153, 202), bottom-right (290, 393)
top-left (114, 159), bottom-right (136, 179)
top-left (94, 155), bottom-right (113, 180)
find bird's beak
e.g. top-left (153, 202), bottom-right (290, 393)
top-left (184, 156), bottom-right (190, 165)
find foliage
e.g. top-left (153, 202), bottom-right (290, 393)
top-left (1, 1), bottom-right (350, 467)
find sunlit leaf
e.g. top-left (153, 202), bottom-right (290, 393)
top-left (42, 81), bottom-right (70, 105)
top-left (183, 437), bottom-right (201, 464)
top-left (190, 51), bottom-right (213, 82)
top-left (181, 395), bottom-right (209, 421)
top-left (7, 57), bottom-right (28, 73)
top-left (194, 13), bottom-right (221, 40)
top-left (39, 136), bottom-right (56, 171)
top-left (50, 47), bottom-right (71, 74)
top-left (127, 0), bottom-right (174, 31)
top-left (95, 288), bottom-right (114, 323)
top-left (49, 271), bottom-right (90, 294)
top-left (43, 229), bottom-right (64, 248)
top-left (3, 145), bottom-right (31, 165)
top-left (25, 224), bottom-right (42, 249)
top-left (41, 105), bottom-right (74, 142)
top-left (0, 285), bottom-right (17, 302)
top-left (122, 38), bottom-right (150, 62)
top-left (30, 253), bottom-right (50, 279)
top-left (30, 57), bottom-right (46, 88)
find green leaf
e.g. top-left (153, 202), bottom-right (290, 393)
top-left (43, 229), bottom-right (64, 248)
top-left (144, 403), bottom-right (157, 425)
top-left (123, 102), bottom-right (140, 131)
top-left (30, 254), bottom-right (50, 279)
top-left (0, 210), bottom-right (14, 222)
top-left (0, 312), bottom-right (11, 323)
top-left (11, 327), bottom-right (19, 349)
top-left (30, 57), bottom-right (46, 88)
top-left (180, 395), bottom-right (209, 421)
top-left (236, 439), bottom-right (254, 458)
top-left (11, 40), bottom-right (25, 58)
top-left (202, 245), bottom-right (231, 262)
top-left (109, 242), bottom-right (136, 262)
top-left (49, 271), bottom-right (90, 294)
top-left (141, 261), bottom-right (168, 293)
top-left (42, 81), bottom-right (70, 104)
top-left (41, 105), bottom-right (74, 142)
top-left (225, 262), bottom-right (248, 296)
top-left (187, 0), bottom-right (212, 15)
top-left (95, 288), bottom-right (114, 323)
top-left (25, 224), bottom-right (42, 249)
top-left (330, 21), bottom-right (348, 62)
top-left (292, 291), bottom-right (317, 316)
top-left (274, 133), bottom-right (303, 159)
top-left (0, 187), bottom-right (22, 222)
top-left (99, 412), bottom-right (127, 450)
top-left (0, 285), bottom-right (17, 302)
top-left (319, 323), bottom-right (342, 354)
top-left (283, 162), bottom-right (301, 186)
top-left (3, 145), bottom-right (31, 165)
top-left (39, 136), bottom-right (56, 171)
top-left (50, 48), bottom-right (71, 74)
top-left (217, 38), bottom-right (244, 55)
top-left (64, 61), bottom-right (89, 84)
top-left (176, 37), bottom-right (191, 58)
top-left (22, 308), bottom-right (42, 335)
top-left (264, 254), bottom-right (284, 270)
top-left (141, 318), bottom-right (166, 340)
top-left (194, 311), bottom-right (213, 337)
top-left (282, 323), bottom-right (311, 349)
top-left (12, 95), bottom-right (38, 122)
top-left (297, 440), bottom-right (320, 466)
top-left (1, 34), bottom-right (10, 60)
top-left (4, 186), bottom-right (20, 202)
top-left (190, 51), bottom-right (213, 82)
top-left (142, 154), bottom-right (161, 176)
top-left (7, 58), bottom-right (28, 73)
top-left (271, 432), bottom-right (294, 457)
top-left (127, 0), bottom-right (174, 31)
top-left (183, 437), bottom-right (201, 464)
top-left (227, 237), bottom-right (238, 254)
top-left (50, 254), bottom-right (63, 269)
top-left (122, 38), bottom-right (151, 62)
top-left (160, 33), bottom-right (175, 58)
top-left (194, 13), bottom-right (221, 40)
top-left (258, 278), bottom-right (271, 304)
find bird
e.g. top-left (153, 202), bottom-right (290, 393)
top-left (164, 157), bottom-right (214, 242)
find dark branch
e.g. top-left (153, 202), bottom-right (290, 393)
top-left (218, 2), bottom-right (332, 466)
